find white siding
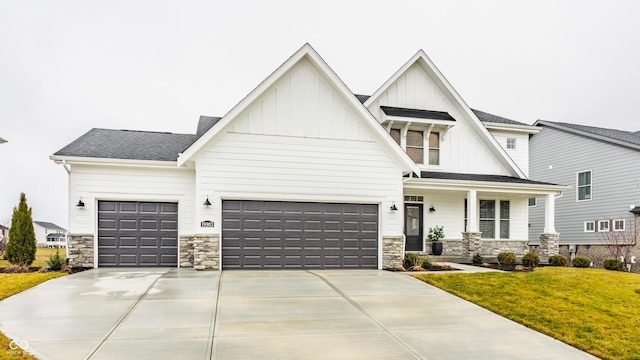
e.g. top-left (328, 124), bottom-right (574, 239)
top-left (488, 129), bottom-right (530, 176)
top-left (68, 164), bottom-right (196, 234)
top-left (367, 63), bottom-right (511, 176)
top-left (195, 59), bottom-right (405, 237)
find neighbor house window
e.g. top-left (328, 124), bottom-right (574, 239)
top-left (528, 198), bottom-right (537, 207)
top-left (428, 132), bottom-right (440, 165)
top-left (598, 220), bottom-right (610, 232)
top-left (479, 200), bottom-right (495, 239)
top-left (577, 171), bottom-right (592, 201)
top-left (500, 201), bottom-right (510, 239)
top-left (390, 129), bottom-right (401, 145)
top-left (584, 221), bottom-right (595, 232)
top-left (613, 219), bottom-right (625, 231)
top-left (507, 138), bottom-right (516, 149)
top-left (406, 130), bottom-right (424, 164)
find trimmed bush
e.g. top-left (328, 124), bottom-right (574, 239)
top-left (572, 256), bottom-right (591, 268)
top-left (421, 257), bottom-right (432, 269)
top-left (603, 258), bottom-right (623, 271)
top-left (548, 255), bottom-right (567, 267)
top-left (522, 253), bottom-right (540, 267)
top-left (404, 253), bottom-right (420, 268)
top-left (497, 252), bottom-right (517, 266)
top-left (472, 253), bottom-right (483, 265)
top-left (47, 249), bottom-right (66, 271)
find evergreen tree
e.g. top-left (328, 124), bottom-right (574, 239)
top-left (6, 193), bottom-right (37, 267)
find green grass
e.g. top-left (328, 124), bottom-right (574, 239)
top-left (0, 271), bottom-right (66, 360)
top-left (414, 267), bottom-right (640, 360)
top-left (0, 247), bottom-right (65, 268)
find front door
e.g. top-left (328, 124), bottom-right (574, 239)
top-left (404, 204), bottom-right (423, 251)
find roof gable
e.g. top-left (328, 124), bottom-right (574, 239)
top-left (535, 120), bottom-right (640, 151)
top-left (177, 44), bottom-right (419, 174)
top-left (364, 50), bottom-right (526, 178)
top-left (33, 221), bottom-right (66, 231)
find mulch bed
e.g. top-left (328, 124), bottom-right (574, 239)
top-left (391, 263), bottom-right (461, 272)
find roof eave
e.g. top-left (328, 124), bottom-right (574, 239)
top-left (50, 155), bottom-right (182, 169)
top-left (535, 120), bottom-right (640, 151)
top-left (483, 122), bottom-right (540, 134)
top-left (404, 177), bottom-right (567, 194)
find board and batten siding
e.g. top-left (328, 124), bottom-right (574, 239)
top-left (194, 59), bottom-right (405, 237)
top-left (529, 127), bottom-right (640, 244)
top-left (68, 164), bottom-right (196, 235)
top-left (366, 63), bottom-right (512, 176)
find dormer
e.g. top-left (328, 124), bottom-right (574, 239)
top-left (380, 106), bottom-right (455, 166)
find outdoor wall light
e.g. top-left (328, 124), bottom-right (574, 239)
top-left (76, 198), bottom-right (85, 207)
top-left (202, 196), bottom-right (212, 207)
top-left (390, 202), bottom-right (398, 211)
top-left (429, 204), bottom-right (436, 212)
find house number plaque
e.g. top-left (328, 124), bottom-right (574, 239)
top-left (200, 220), bottom-right (215, 228)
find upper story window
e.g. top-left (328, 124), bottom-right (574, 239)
top-left (506, 138), bottom-right (516, 149)
top-left (428, 132), bottom-right (440, 165)
top-left (406, 130), bottom-right (424, 164)
top-left (390, 129), bottom-right (400, 145)
top-left (528, 197), bottom-right (537, 207)
top-left (577, 171), bottom-right (592, 201)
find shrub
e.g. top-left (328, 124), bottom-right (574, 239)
top-left (404, 253), bottom-right (420, 268)
top-left (572, 256), bottom-right (591, 268)
top-left (603, 258), bottom-right (623, 271)
top-left (47, 249), bottom-right (66, 271)
top-left (421, 256), bottom-right (432, 269)
top-left (522, 253), bottom-right (540, 267)
top-left (6, 193), bottom-right (37, 267)
top-left (497, 252), bottom-right (516, 266)
top-left (472, 253), bottom-right (483, 265)
top-left (548, 255), bottom-right (567, 267)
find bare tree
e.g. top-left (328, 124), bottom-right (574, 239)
top-left (597, 216), bottom-right (636, 268)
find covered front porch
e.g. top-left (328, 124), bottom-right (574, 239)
top-left (402, 172), bottom-right (565, 259)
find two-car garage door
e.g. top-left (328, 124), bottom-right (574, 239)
top-left (222, 200), bottom-right (378, 269)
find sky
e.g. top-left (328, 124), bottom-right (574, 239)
top-left (1, 0), bottom-right (639, 228)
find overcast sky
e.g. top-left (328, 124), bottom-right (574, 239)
top-left (1, 0), bottom-right (639, 228)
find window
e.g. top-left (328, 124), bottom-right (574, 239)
top-left (500, 201), bottom-right (510, 239)
top-left (464, 199), bottom-right (468, 232)
top-left (577, 171), bottom-right (592, 201)
top-left (406, 130), bottom-right (424, 164)
top-left (598, 220), bottom-right (610, 232)
top-left (506, 138), bottom-right (516, 150)
top-left (584, 221), bottom-right (595, 232)
top-left (613, 219), bottom-right (625, 231)
top-left (428, 132), bottom-right (440, 165)
top-left (390, 129), bottom-right (401, 145)
top-left (404, 195), bottom-right (424, 202)
top-left (528, 198), bottom-right (537, 207)
top-left (479, 200), bottom-right (495, 239)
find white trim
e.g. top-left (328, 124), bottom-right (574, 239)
top-left (50, 155), bottom-right (181, 169)
top-left (576, 170), bottom-right (593, 202)
top-left (483, 122), bottom-right (540, 134)
top-left (613, 219), bottom-right (625, 231)
top-left (584, 221), bottom-right (595, 232)
top-left (598, 219), bottom-right (610, 232)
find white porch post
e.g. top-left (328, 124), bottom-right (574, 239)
top-left (467, 190), bottom-right (478, 232)
top-left (544, 193), bottom-right (556, 234)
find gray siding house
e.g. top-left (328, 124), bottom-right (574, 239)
top-left (529, 120), bottom-right (640, 268)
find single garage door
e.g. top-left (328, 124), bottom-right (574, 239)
top-left (222, 200), bottom-right (378, 269)
top-left (98, 201), bottom-right (178, 267)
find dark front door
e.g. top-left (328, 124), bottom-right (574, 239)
top-left (405, 203), bottom-right (423, 251)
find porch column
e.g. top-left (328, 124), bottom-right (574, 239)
top-left (540, 193), bottom-right (560, 257)
top-left (464, 190), bottom-right (481, 255)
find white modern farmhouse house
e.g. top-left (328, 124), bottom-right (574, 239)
top-left (51, 44), bottom-right (564, 270)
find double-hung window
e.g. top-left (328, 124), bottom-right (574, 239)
top-left (598, 220), bottom-right (610, 232)
top-left (406, 130), bottom-right (424, 164)
top-left (500, 201), bottom-right (510, 239)
top-left (428, 132), bottom-right (440, 165)
top-left (577, 171), bottom-right (592, 201)
top-left (479, 200), bottom-right (495, 239)
top-left (584, 221), bottom-right (595, 232)
top-left (613, 219), bottom-right (625, 231)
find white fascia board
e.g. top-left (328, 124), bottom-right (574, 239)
top-left (383, 115), bottom-right (455, 128)
top-left (177, 43), bottom-right (420, 175)
top-left (403, 177), bottom-right (567, 195)
top-left (50, 155), bottom-right (182, 170)
top-left (484, 122), bottom-right (540, 134)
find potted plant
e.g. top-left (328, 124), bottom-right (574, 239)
top-left (428, 225), bottom-right (445, 256)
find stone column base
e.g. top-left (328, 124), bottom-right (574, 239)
top-left (462, 232), bottom-right (482, 256)
top-left (540, 233), bottom-right (560, 257)
top-left (382, 236), bottom-right (404, 269)
top-left (184, 235), bottom-right (220, 270)
top-left (67, 234), bottom-right (95, 268)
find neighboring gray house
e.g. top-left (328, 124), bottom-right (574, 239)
top-left (529, 120), bottom-right (640, 268)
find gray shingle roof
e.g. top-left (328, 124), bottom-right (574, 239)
top-left (535, 120), bottom-right (640, 150)
top-left (197, 116), bottom-right (222, 136)
top-left (355, 94), bottom-right (371, 104)
top-left (471, 109), bottom-right (529, 126)
top-left (380, 106), bottom-right (455, 121)
top-left (420, 171), bottom-right (558, 186)
top-left (54, 128), bottom-right (199, 161)
top-left (34, 221), bottom-right (66, 231)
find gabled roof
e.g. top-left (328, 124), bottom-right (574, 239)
top-left (535, 120), bottom-right (640, 151)
top-left (471, 109), bottom-right (529, 126)
top-left (33, 221), bottom-right (66, 231)
top-left (381, 106), bottom-right (455, 121)
top-left (53, 128), bottom-right (198, 162)
top-left (177, 43), bottom-right (420, 175)
top-left (363, 50), bottom-right (526, 178)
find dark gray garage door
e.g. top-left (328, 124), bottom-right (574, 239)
top-left (98, 201), bottom-right (178, 267)
top-left (222, 200), bottom-right (378, 269)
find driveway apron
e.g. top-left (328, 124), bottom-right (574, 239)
top-left (0, 269), bottom-right (597, 360)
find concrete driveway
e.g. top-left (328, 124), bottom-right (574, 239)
top-left (0, 268), bottom-right (597, 360)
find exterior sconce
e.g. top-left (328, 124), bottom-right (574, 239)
top-left (203, 196), bottom-right (212, 207)
top-left (76, 197), bottom-right (85, 207)
top-left (429, 204), bottom-right (436, 212)
top-left (390, 202), bottom-right (398, 211)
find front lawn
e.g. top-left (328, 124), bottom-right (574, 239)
top-left (0, 247), bottom-right (65, 269)
top-left (415, 267), bottom-right (640, 360)
top-left (0, 272), bottom-right (66, 360)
